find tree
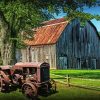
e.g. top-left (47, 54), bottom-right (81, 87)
top-left (0, 0), bottom-right (52, 65)
top-left (0, 0), bottom-right (99, 65)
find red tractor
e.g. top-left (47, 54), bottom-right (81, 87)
top-left (0, 62), bottom-right (56, 99)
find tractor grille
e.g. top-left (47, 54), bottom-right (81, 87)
top-left (41, 67), bottom-right (49, 82)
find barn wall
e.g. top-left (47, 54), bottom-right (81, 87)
top-left (21, 44), bottom-right (57, 69)
top-left (83, 22), bottom-right (100, 69)
top-left (21, 48), bottom-right (30, 62)
top-left (56, 19), bottom-right (100, 69)
top-left (31, 45), bottom-right (56, 69)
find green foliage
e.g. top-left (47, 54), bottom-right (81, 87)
top-left (67, 10), bottom-right (100, 21)
top-left (0, 0), bottom-right (50, 32)
top-left (0, 0), bottom-right (54, 51)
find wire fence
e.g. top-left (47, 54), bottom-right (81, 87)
top-left (51, 74), bottom-right (100, 91)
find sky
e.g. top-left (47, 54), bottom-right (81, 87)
top-left (54, 6), bottom-right (100, 32)
top-left (84, 6), bottom-right (100, 32)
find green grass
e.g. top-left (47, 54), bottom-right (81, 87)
top-left (0, 90), bottom-right (27, 100)
top-left (50, 70), bottom-right (100, 90)
top-left (50, 70), bottom-right (100, 79)
top-left (40, 83), bottom-right (100, 100)
top-left (0, 83), bottom-right (100, 100)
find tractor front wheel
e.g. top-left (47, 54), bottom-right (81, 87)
top-left (22, 83), bottom-right (38, 99)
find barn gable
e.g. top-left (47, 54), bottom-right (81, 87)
top-left (56, 19), bottom-right (100, 69)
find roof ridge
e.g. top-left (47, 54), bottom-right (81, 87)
top-left (43, 18), bottom-right (64, 23)
top-left (42, 21), bottom-right (68, 27)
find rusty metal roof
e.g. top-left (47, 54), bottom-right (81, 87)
top-left (24, 18), bottom-right (69, 46)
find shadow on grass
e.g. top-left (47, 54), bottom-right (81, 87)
top-left (39, 89), bottom-right (58, 97)
top-left (0, 89), bottom-right (28, 100)
top-left (0, 89), bottom-right (58, 100)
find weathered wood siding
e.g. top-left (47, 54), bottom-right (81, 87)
top-left (21, 45), bottom-right (57, 69)
top-left (56, 19), bottom-right (100, 69)
top-left (31, 45), bottom-right (56, 69)
top-left (21, 48), bottom-right (30, 62)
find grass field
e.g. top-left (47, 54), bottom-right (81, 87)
top-left (50, 70), bottom-right (100, 79)
top-left (0, 70), bottom-right (100, 100)
top-left (50, 70), bottom-right (100, 91)
top-left (40, 83), bottom-right (100, 100)
top-left (0, 83), bottom-right (100, 100)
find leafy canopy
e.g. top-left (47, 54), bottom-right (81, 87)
top-left (0, 0), bottom-right (100, 42)
top-left (0, 0), bottom-right (52, 32)
top-left (0, 0), bottom-right (100, 31)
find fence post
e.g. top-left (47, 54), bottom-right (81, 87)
top-left (67, 74), bottom-right (70, 87)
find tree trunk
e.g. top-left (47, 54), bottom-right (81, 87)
top-left (0, 11), bottom-right (16, 65)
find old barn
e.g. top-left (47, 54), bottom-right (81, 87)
top-left (20, 18), bottom-right (100, 69)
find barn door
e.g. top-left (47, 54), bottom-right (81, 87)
top-left (59, 57), bottom-right (68, 69)
top-left (77, 58), bottom-right (81, 69)
top-left (91, 59), bottom-right (96, 69)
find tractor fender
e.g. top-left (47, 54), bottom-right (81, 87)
top-left (0, 71), bottom-right (10, 83)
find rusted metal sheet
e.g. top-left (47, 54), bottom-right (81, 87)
top-left (24, 19), bottom-right (68, 46)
